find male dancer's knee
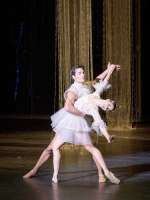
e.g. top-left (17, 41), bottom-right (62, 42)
top-left (44, 147), bottom-right (52, 155)
top-left (52, 146), bottom-right (60, 155)
top-left (84, 144), bottom-right (94, 153)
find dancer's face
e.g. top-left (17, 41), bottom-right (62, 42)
top-left (101, 99), bottom-right (115, 111)
top-left (72, 68), bottom-right (85, 83)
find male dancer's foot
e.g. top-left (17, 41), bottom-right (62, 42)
top-left (23, 169), bottom-right (37, 178)
top-left (99, 174), bottom-right (106, 183)
top-left (52, 174), bottom-right (58, 183)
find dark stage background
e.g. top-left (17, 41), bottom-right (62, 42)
top-left (1, 0), bottom-right (150, 129)
top-left (2, 0), bottom-right (55, 115)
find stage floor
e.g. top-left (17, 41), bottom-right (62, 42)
top-left (0, 130), bottom-right (150, 200)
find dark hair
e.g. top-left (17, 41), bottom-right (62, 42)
top-left (70, 65), bottom-right (85, 76)
top-left (70, 65), bottom-right (85, 83)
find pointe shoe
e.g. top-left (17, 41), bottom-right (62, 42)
top-left (52, 176), bottom-right (58, 183)
top-left (99, 175), bottom-right (106, 183)
top-left (105, 171), bottom-right (120, 184)
top-left (23, 169), bottom-right (36, 179)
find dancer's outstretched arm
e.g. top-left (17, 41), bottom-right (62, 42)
top-left (96, 62), bottom-right (120, 81)
top-left (103, 64), bottom-right (118, 82)
top-left (85, 62), bottom-right (120, 86)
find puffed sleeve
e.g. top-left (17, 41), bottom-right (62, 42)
top-left (64, 85), bottom-right (78, 100)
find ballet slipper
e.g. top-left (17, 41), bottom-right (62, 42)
top-left (99, 175), bottom-right (106, 183)
top-left (105, 171), bottom-right (120, 184)
top-left (52, 176), bottom-right (58, 183)
top-left (23, 169), bottom-right (36, 179)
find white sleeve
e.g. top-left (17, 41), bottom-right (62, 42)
top-left (64, 85), bottom-right (78, 100)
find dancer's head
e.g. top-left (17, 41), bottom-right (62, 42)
top-left (70, 65), bottom-right (85, 83)
top-left (101, 99), bottom-right (116, 111)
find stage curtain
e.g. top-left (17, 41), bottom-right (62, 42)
top-left (103, 0), bottom-right (132, 129)
top-left (55, 0), bottom-right (93, 107)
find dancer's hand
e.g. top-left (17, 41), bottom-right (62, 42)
top-left (107, 62), bottom-right (121, 71)
top-left (115, 65), bottom-right (120, 71)
top-left (109, 64), bottom-right (121, 72)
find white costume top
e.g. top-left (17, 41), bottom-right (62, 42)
top-left (74, 80), bottom-right (111, 113)
top-left (50, 82), bottom-right (92, 145)
top-left (64, 81), bottom-right (91, 100)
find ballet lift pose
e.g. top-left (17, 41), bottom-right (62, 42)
top-left (23, 63), bottom-right (120, 184)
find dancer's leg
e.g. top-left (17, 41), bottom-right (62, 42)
top-left (90, 109), bottom-right (113, 143)
top-left (84, 144), bottom-right (120, 184)
top-left (92, 156), bottom-right (106, 182)
top-left (99, 127), bottom-right (114, 143)
top-left (51, 135), bottom-right (64, 183)
top-left (23, 135), bottom-right (59, 178)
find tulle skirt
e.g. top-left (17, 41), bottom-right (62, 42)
top-left (50, 108), bottom-right (92, 145)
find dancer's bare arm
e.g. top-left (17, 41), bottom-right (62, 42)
top-left (96, 62), bottom-right (111, 80)
top-left (85, 62), bottom-right (120, 86)
top-left (104, 65), bottom-right (116, 82)
top-left (64, 91), bottom-right (85, 117)
top-left (96, 62), bottom-right (120, 81)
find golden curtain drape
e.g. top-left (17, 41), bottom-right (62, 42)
top-left (56, 0), bottom-right (93, 108)
top-left (103, 0), bottom-right (132, 129)
top-left (55, 0), bottom-right (132, 129)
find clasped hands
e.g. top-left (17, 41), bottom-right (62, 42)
top-left (107, 62), bottom-right (121, 71)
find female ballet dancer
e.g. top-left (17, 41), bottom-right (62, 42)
top-left (74, 63), bottom-right (120, 141)
top-left (23, 63), bottom-right (120, 184)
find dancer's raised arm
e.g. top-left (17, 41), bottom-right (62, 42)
top-left (85, 62), bottom-right (120, 86)
top-left (95, 62), bottom-right (111, 80)
top-left (96, 62), bottom-right (120, 81)
top-left (103, 64), bottom-right (120, 82)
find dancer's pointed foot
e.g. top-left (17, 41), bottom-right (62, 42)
top-left (105, 171), bottom-right (120, 184)
top-left (23, 169), bottom-right (37, 179)
top-left (52, 175), bottom-right (58, 183)
top-left (108, 135), bottom-right (114, 143)
top-left (99, 175), bottom-right (106, 183)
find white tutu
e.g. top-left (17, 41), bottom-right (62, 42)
top-left (50, 108), bottom-right (92, 145)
